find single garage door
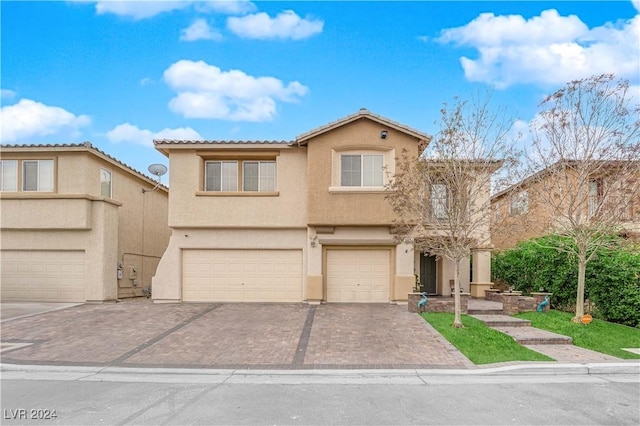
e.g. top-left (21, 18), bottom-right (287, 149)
top-left (326, 249), bottom-right (390, 302)
top-left (182, 249), bottom-right (303, 302)
top-left (0, 250), bottom-right (86, 302)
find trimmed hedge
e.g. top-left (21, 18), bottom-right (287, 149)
top-left (492, 235), bottom-right (640, 327)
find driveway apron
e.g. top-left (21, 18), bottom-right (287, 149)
top-left (0, 302), bottom-right (471, 369)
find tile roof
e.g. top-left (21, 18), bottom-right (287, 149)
top-left (0, 142), bottom-right (166, 189)
top-left (295, 108), bottom-right (430, 144)
top-left (153, 139), bottom-right (294, 145)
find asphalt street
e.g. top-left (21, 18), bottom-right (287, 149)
top-left (1, 366), bottom-right (639, 425)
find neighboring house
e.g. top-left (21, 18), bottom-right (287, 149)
top-left (152, 109), bottom-right (494, 303)
top-left (491, 161), bottom-right (639, 250)
top-left (0, 142), bottom-right (170, 302)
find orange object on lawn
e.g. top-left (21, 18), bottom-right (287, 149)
top-left (581, 314), bottom-right (593, 325)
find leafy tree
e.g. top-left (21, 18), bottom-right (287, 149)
top-left (387, 92), bottom-right (519, 327)
top-left (524, 74), bottom-right (640, 322)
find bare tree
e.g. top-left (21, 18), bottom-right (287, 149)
top-left (526, 74), bottom-right (640, 322)
top-left (386, 92), bottom-right (520, 327)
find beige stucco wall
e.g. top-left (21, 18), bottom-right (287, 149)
top-left (306, 119), bottom-right (422, 226)
top-left (0, 199), bottom-right (120, 301)
top-left (305, 226), bottom-right (413, 303)
top-left (165, 146), bottom-right (307, 229)
top-left (0, 147), bottom-right (170, 301)
top-left (152, 228), bottom-right (307, 302)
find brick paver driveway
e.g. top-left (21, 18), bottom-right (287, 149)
top-left (0, 302), bottom-right (471, 369)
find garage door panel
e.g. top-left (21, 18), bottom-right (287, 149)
top-left (326, 249), bottom-right (390, 303)
top-left (1, 250), bottom-right (86, 302)
top-left (182, 249), bottom-right (302, 302)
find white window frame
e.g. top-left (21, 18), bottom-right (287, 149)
top-left (205, 161), bottom-right (238, 192)
top-left (0, 160), bottom-right (18, 192)
top-left (242, 161), bottom-right (276, 192)
top-left (100, 168), bottom-right (112, 198)
top-left (22, 160), bottom-right (54, 192)
top-left (431, 183), bottom-right (449, 219)
top-left (340, 154), bottom-right (384, 187)
top-left (510, 191), bottom-right (529, 216)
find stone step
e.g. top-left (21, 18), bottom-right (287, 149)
top-left (467, 309), bottom-right (504, 315)
top-left (492, 326), bottom-right (573, 345)
top-left (470, 314), bottom-right (532, 327)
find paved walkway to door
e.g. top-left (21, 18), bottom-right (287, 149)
top-left (0, 301), bottom-right (473, 369)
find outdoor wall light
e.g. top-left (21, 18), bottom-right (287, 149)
top-left (380, 130), bottom-right (388, 139)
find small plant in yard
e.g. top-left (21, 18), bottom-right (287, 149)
top-left (422, 313), bottom-right (553, 364)
top-left (515, 310), bottom-right (640, 359)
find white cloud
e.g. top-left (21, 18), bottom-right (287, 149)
top-left (94, 1), bottom-right (190, 20)
top-left (437, 9), bottom-right (640, 88)
top-left (195, 0), bottom-right (256, 15)
top-left (1, 89), bottom-right (16, 99)
top-left (1, 99), bottom-right (90, 143)
top-left (163, 59), bottom-right (308, 121)
top-left (633, 0), bottom-right (640, 13)
top-left (227, 10), bottom-right (323, 40)
top-left (106, 123), bottom-right (202, 147)
top-left (180, 18), bottom-right (222, 41)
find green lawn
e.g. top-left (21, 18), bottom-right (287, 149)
top-left (421, 313), bottom-right (553, 365)
top-left (515, 310), bottom-right (640, 359)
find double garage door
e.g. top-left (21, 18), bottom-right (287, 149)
top-left (1, 250), bottom-right (86, 302)
top-left (182, 249), bottom-right (303, 302)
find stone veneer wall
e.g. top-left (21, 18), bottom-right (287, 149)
top-left (408, 293), bottom-right (469, 314)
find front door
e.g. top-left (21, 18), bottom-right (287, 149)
top-left (420, 253), bottom-right (437, 295)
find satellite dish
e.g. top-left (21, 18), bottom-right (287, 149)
top-left (148, 164), bottom-right (167, 177)
top-left (142, 164), bottom-right (168, 193)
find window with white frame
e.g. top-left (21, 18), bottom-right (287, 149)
top-left (510, 191), bottom-right (528, 216)
top-left (22, 160), bottom-right (54, 192)
top-left (340, 154), bottom-right (384, 187)
top-left (0, 160), bottom-right (18, 191)
top-left (431, 183), bottom-right (449, 219)
top-left (243, 161), bottom-right (276, 192)
top-left (205, 161), bottom-right (238, 192)
top-left (100, 168), bottom-right (112, 198)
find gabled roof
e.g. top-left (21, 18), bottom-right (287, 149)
top-left (0, 142), bottom-right (167, 191)
top-left (295, 108), bottom-right (431, 146)
top-left (491, 159), bottom-right (640, 201)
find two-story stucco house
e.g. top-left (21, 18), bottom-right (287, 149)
top-left (0, 142), bottom-right (170, 302)
top-left (152, 109), bottom-right (492, 304)
top-left (491, 161), bottom-right (640, 250)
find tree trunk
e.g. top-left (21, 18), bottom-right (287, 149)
top-left (573, 255), bottom-right (587, 322)
top-left (452, 258), bottom-right (463, 328)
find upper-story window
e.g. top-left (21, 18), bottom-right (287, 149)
top-left (205, 161), bottom-right (238, 192)
top-left (22, 160), bottom-right (54, 192)
top-left (510, 190), bottom-right (528, 216)
top-left (205, 160), bottom-right (277, 193)
top-left (0, 160), bottom-right (18, 191)
top-left (100, 168), bottom-right (112, 198)
top-left (340, 154), bottom-right (384, 187)
top-left (243, 161), bottom-right (276, 191)
top-left (430, 183), bottom-right (449, 219)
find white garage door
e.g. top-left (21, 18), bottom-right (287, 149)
top-left (1, 250), bottom-right (86, 302)
top-left (326, 249), bottom-right (390, 303)
top-left (182, 249), bottom-right (303, 302)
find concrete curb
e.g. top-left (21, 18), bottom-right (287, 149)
top-left (2, 361), bottom-right (638, 380)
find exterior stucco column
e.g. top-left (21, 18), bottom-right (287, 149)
top-left (305, 228), bottom-right (323, 304)
top-left (393, 241), bottom-right (414, 303)
top-left (470, 249), bottom-right (493, 298)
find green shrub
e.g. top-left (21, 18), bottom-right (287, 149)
top-left (588, 248), bottom-right (640, 327)
top-left (492, 236), bottom-right (640, 327)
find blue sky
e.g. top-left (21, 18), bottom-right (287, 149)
top-left (2, 1), bottom-right (639, 177)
